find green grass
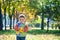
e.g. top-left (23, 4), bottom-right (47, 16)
top-left (27, 29), bottom-right (60, 37)
top-left (28, 30), bottom-right (60, 34)
top-left (0, 29), bottom-right (60, 35)
top-left (0, 30), bottom-right (15, 35)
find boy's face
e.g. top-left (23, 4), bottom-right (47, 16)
top-left (19, 17), bottom-right (25, 23)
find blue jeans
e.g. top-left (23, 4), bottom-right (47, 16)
top-left (16, 36), bottom-right (26, 40)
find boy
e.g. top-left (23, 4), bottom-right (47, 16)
top-left (14, 13), bottom-right (28, 40)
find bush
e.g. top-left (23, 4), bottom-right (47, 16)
top-left (35, 23), bottom-right (40, 27)
top-left (55, 24), bottom-right (60, 29)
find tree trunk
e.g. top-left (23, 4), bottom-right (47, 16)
top-left (13, 19), bottom-right (14, 29)
top-left (47, 17), bottom-right (49, 32)
top-left (12, 7), bottom-right (15, 29)
top-left (0, 2), bottom-right (3, 30)
top-left (16, 15), bottom-right (18, 23)
top-left (4, 7), bottom-right (6, 30)
top-left (41, 13), bottom-right (44, 30)
top-left (16, 11), bottom-right (18, 23)
top-left (10, 16), bottom-right (12, 29)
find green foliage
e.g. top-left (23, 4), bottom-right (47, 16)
top-left (29, 0), bottom-right (60, 21)
top-left (2, 0), bottom-right (60, 21)
top-left (51, 0), bottom-right (60, 21)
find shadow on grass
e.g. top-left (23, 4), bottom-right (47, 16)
top-left (0, 29), bottom-right (60, 36)
top-left (27, 29), bottom-right (60, 36)
top-left (0, 30), bottom-right (15, 35)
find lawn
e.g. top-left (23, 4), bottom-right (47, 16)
top-left (0, 30), bottom-right (60, 40)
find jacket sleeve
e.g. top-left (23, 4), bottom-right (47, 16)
top-left (14, 24), bottom-right (19, 31)
top-left (24, 25), bottom-right (28, 32)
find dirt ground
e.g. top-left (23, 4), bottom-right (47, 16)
top-left (0, 34), bottom-right (60, 40)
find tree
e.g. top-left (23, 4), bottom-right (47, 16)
top-left (12, 6), bottom-right (15, 28)
top-left (0, 0), bottom-right (3, 30)
top-left (29, 0), bottom-right (47, 30)
top-left (41, 7), bottom-right (44, 30)
top-left (7, 0), bottom-right (15, 29)
top-left (44, 0), bottom-right (52, 31)
top-left (8, 0), bottom-right (12, 29)
top-left (44, 0), bottom-right (60, 31)
top-left (2, 0), bottom-right (7, 30)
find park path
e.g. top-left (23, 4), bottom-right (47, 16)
top-left (0, 34), bottom-right (60, 40)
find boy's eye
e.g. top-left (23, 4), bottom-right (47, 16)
top-left (20, 19), bottom-right (24, 20)
top-left (20, 18), bottom-right (24, 21)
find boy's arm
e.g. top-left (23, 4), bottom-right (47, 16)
top-left (14, 24), bottom-right (19, 31)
